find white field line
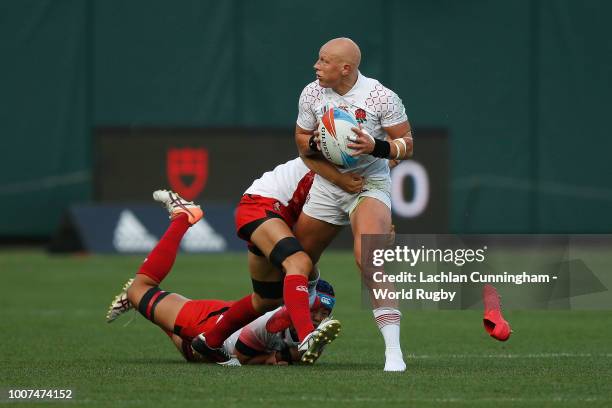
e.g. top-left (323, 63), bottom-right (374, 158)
top-left (409, 352), bottom-right (612, 359)
top-left (65, 396), bottom-right (610, 405)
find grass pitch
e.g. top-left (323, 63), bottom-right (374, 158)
top-left (1, 250), bottom-right (611, 407)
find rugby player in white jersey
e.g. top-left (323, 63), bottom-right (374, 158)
top-left (294, 38), bottom-right (414, 372)
top-left (190, 157), bottom-right (359, 364)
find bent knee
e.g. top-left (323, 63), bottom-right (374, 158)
top-left (269, 236), bottom-right (305, 271)
top-left (126, 285), bottom-right (140, 308)
top-left (126, 280), bottom-right (151, 308)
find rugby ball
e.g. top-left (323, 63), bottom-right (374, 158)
top-left (318, 107), bottom-right (359, 167)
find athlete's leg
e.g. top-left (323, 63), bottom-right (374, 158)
top-left (110, 190), bottom-right (201, 331)
top-left (251, 218), bottom-right (314, 341)
top-left (351, 197), bottom-right (406, 372)
top-left (201, 248), bottom-right (281, 350)
top-left (293, 212), bottom-right (343, 266)
top-left (248, 250), bottom-right (284, 311)
top-left (205, 218), bottom-right (314, 347)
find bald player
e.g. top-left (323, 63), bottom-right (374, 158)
top-left (294, 38), bottom-right (414, 372)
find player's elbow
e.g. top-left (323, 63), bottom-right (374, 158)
top-left (405, 136), bottom-right (414, 158)
top-left (295, 132), bottom-right (315, 157)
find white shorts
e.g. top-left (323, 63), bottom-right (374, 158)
top-left (302, 174), bottom-right (391, 226)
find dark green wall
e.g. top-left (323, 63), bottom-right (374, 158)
top-left (0, 0), bottom-right (91, 235)
top-left (2, 0), bottom-right (612, 236)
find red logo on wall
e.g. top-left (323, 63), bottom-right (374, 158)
top-left (167, 148), bottom-right (208, 200)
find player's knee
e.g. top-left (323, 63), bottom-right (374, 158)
top-left (360, 266), bottom-right (377, 286)
top-left (283, 251), bottom-right (312, 277)
top-left (128, 275), bottom-right (159, 307)
top-left (269, 237), bottom-right (306, 272)
top-left (126, 283), bottom-right (142, 308)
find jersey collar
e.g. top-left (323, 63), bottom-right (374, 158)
top-left (329, 71), bottom-right (365, 98)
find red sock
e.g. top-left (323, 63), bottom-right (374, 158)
top-left (284, 274), bottom-right (314, 341)
top-left (483, 284), bottom-right (511, 341)
top-left (266, 296), bottom-right (322, 333)
top-left (205, 294), bottom-right (260, 348)
top-left (137, 214), bottom-right (190, 284)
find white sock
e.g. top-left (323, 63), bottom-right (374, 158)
top-left (373, 308), bottom-right (406, 372)
top-left (307, 269), bottom-right (320, 306)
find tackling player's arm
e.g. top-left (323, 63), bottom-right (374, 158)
top-left (300, 154), bottom-right (363, 194)
top-left (296, 123), bottom-right (364, 194)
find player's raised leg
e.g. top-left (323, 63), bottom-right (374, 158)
top-left (351, 197), bottom-right (406, 372)
top-left (107, 189), bottom-right (202, 331)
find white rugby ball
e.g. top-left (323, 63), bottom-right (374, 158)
top-left (318, 107), bottom-right (359, 168)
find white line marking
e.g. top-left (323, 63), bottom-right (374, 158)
top-left (409, 352), bottom-right (612, 359)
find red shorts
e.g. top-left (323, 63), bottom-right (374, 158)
top-left (235, 172), bottom-right (314, 254)
top-left (235, 194), bottom-right (297, 254)
top-left (172, 299), bottom-right (233, 341)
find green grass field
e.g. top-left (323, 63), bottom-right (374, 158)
top-left (1, 250), bottom-right (611, 407)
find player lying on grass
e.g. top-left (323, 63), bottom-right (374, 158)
top-left (226, 279), bottom-right (337, 365)
top-left (106, 190), bottom-right (341, 365)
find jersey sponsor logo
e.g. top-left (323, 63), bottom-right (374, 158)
top-left (167, 148), bottom-right (208, 201)
top-left (296, 285), bottom-right (309, 293)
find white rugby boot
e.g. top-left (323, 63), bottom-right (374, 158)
top-left (106, 278), bottom-right (134, 323)
top-left (152, 189), bottom-right (203, 225)
top-left (299, 318), bottom-right (342, 364)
